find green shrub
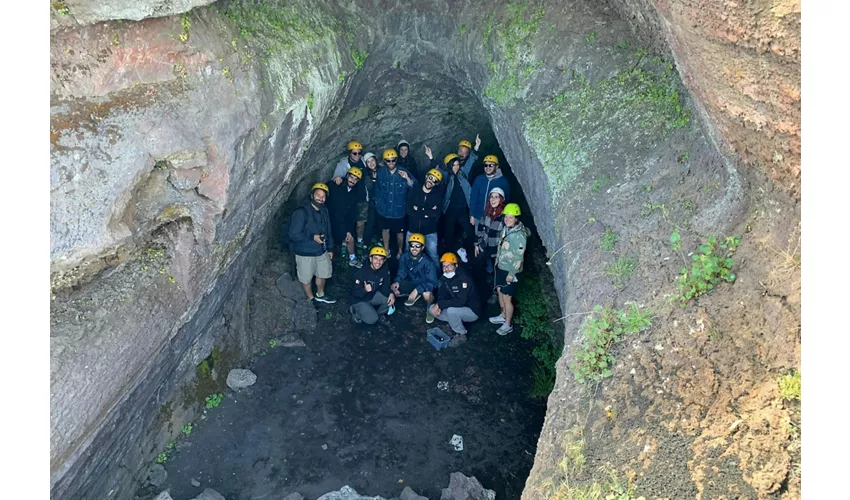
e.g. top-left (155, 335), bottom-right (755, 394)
top-left (600, 227), bottom-right (617, 252)
top-left (778, 371), bottom-right (801, 401)
top-left (205, 392), bottom-right (224, 409)
top-left (155, 452), bottom-right (168, 464)
top-left (604, 257), bottom-right (636, 288)
top-left (677, 236), bottom-right (740, 306)
top-left (570, 304), bottom-right (652, 383)
top-left (181, 423), bottom-right (193, 436)
top-left (516, 277), bottom-right (561, 398)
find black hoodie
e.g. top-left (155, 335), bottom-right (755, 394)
top-left (436, 265), bottom-right (480, 315)
top-left (351, 263), bottom-right (392, 301)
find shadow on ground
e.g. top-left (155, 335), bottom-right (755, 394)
top-left (156, 253), bottom-right (547, 500)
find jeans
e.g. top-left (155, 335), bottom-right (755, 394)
top-left (351, 292), bottom-right (390, 325)
top-left (435, 306), bottom-right (479, 334)
top-left (406, 231), bottom-right (439, 267)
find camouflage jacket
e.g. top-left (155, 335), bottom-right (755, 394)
top-left (495, 221), bottom-right (530, 279)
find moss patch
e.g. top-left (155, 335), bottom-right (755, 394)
top-left (483, 3), bottom-right (546, 105)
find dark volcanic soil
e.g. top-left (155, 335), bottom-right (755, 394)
top-left (154, 255), bottom-right (547, 500)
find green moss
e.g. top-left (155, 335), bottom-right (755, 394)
top-left (307, 92), bottom-right (314, 111)
top-left (483, 3), bottom-right (546, 105)
top-left (351, 48), bottom-right (368, 69)
top-left (524, 53), bottom-right (691, 200)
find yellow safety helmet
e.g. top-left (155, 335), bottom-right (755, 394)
top-left (483, 154), bottom-right (499, 165)
top-left (383, 148), bottom-right (398, 160)
top-left (369, 246), bottom-right (388, 257)
top-left (458, 140), bottom-right (472, 149)
top-left (503, 203), bottom-right (521, 216)
top-left (347, 167), bottom-right (363, 179)
top-left (443, 153), bottom-right (459, 166)
top-left (347, 140), bottom-right (363, 151)
top-left (426, 168), bottom-right (443, 183)
top-left (408, 233), bottom-right (426, 245)
top-left (311, 182), bottom-right (329, 194)
top-left (440, 252), bottom-right (459, 265)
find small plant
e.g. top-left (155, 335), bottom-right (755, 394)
top-left (351, 49), bottom-right (368, 69)
top-left (616, 39), bottom-right (630, 50)
top-left (307, 92), bottom-right (314, 111)
top-left (600, 227), bottom-right (617, 252)
top-left (604, 257), bottom-right (636, 288)
top-left (155, 453), bottom-right (168, 464)
top-left (52, 1), bottom-right (70, 15)
top-left (179, 14), bottom-right (192, 42)
top-left (338, 72), bottom-right (346, 83)
top-left (181, 423), bottom-right (193, 436)
top-left (268, 338), bottom-right (277, 348)
top-left (585, 31), bottom-right (598, 43)
top-left (641, 203), bottom-right (666, 217)
top-left (259, 350), bottom-right (267, 356)
top-left (459, 24), bottom-right (467, 35)
top-left (592, 176), bottom-right (613, 192)
top-left (640, 184), bottom-right (652, 192)
top-left (111, 31), bottom-right (121, 46)
top-left (205, 392), bottom-right (224, 409)
top-left (324, 310), bottom-right (333, 320)
top-left (778, 370), bottom-right (801, 401)
top-left (261, 120), bottom-right (268, 132)
top-left (677, 150), bottom-right (690, 164)
top-left (166, 441), bottom-right (175, 450)
top-left (570, 304), bottom-right (652, 383)
top-left (670, 228), bottom-right (681, 251)
top-left (677, 235), bottom-right (740, 306)
top-left (680, 199), bottom-right (696, 214)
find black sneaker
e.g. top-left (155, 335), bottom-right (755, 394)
top-left (314, 294), bottom-right (336, 304)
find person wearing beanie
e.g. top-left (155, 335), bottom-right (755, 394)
top-left (356, 152), bottom-right (379, 249)
top-left (396, 139), bottom-right (419, 179)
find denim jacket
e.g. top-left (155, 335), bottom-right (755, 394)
top-left (375, 166), bottom-right (416, 219)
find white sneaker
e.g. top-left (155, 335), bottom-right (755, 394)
top-left (489, 314), bottom-right (505, 324)
top-left (496, 323), bottom-right (513, 336)
top-left (457, 248), bottom-right (468, 263)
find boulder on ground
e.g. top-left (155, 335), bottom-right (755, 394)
top-left (226, 368), bottom-right (257, 390)
top-left (317, 485), bottom-right (389, 500)
top-left (440, 472), bottom-right (495, 500)
top-left (146, 463), bottom-right (168, 487)
top-left (400, 486), bottom-right (429, 500)
top-left (191, 488), bottom-right (226, 500)
top-left (154, 491), bottom-right (174, 500)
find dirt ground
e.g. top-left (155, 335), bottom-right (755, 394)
top-left (151, 254), bottom-right (547, 500)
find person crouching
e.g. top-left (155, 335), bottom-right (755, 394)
top-left (391, 233), bottom-right (439, 323)
top-left (350, 247), bottom-right (395, 324)
top-left (429, 252), bottom-right (481, 347)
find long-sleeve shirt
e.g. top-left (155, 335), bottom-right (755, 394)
top-left (495, 222), bottom-right (530, 280)
top-left (288, 197), bottom-right (333, 256)
top-left (469, 168), bottom-right (511, 221)
top-left (374, 167), bottom-right (416, 219)
top-left (436, 266), bottom-right (480, 314)
top-left (351, 264), bottom-right (391, 301)
top-left (406, 186), bottom-right (442, 235)
top-left (395, 253), bottom-right (438, 293)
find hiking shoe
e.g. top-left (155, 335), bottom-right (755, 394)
top-left (457, 248), bottom-right (468, 263)
top-left (496, 323), bottom-right (513, 336)
top-left (425, 309), bottom-right (435, 324)
top-left (404, 294), bottom-right (421, 307)
top-left (448, 334), bottom-right (467, 348)
top-left (489, 314), bottom-right (506, 324)
top-left (348, 258), bottom-right (363, 268)
top-left (314, 294), bottom-right (336, 304)
top-left (349, 305), bottom-right (362, 324)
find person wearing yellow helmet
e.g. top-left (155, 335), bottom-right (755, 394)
top-left (328, 167), bottom-right (364, 268)
top-left (391, 233), bottom-right (439, 320)
top-left (374, 148), bottom-right (416, 259)
top-left (350, 246), bottom-right (395, 324)
top-left (429, 252), bottom-right (481, 346)
top-left (405, 167), bottom-right (443, 264)
top-left (470, 153), bottom-right (511, 230)
top-left (288, 182), bottom-right (337, 303)
top-left (332, 139), bottom-right (366, 186)
top-left (490, 202), bottom-right (529, 335)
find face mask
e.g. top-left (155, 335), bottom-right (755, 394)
top-left (443, 271), bottom-right (455, 279)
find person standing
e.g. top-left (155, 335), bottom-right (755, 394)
top-left (396, 139), bottom-right (419, 180)
top-left (332, 140), bottom-right (365, 184)
top-left (489, 203), bottom-right (529, 335)
top-left (405, 168), bottom-right (443, 265)
top-left (391, 233), bottom-right (439, 323)
top-left (328, 167), bottom-right (364, 268)
top-left (430, 252), bottom-right (481, 347)
top-left (356, 152), bottom-right (379, 249)
top-left (473, 187), bottom-right (506, 293)
top-left (288, 183), bottom-right (337, 304)
top-left (469, 155), bottom-right (511, 230)
top-left (350, 246), bottom-right (395, 325)
top-left (374, 148), bottom-right (416, 259)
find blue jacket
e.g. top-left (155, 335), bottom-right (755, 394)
top-left (436, 150), bottom-right (476, 213)
top-left (375, 166), bottom-right (416, 219)
top-left (395, 252), bottom-right (438, 293)
top-left (288, 197), bottom-right (333, 256)
top-left (470, 168), bottom-right (510, 220)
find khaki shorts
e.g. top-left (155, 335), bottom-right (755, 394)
top-left (295, 253), bottom-right (332, 284)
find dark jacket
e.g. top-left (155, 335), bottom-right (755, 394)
top-left (328, 181), bottom-right (361, 241)
top-left (436, 266), bottom-right (480, 315)
top-left (397, 154), bottom-right (418, 179)
top-left (470, 168), bottom-right (511, 220)
top-left (395, 252), bottom-right (438, 293)
top-left (288, 197), bottom-right (333, 256)
top-left (435, 154), bottom-right (474, 213)
top-left (352, 263), bottom-right (391, 301)
top-left (375, 166), bottom-right (416, 219)
top-left (362, 168), bottom-right (378, 206)
top-left (406, 186), bottom-right (442, 235)
top-left (332, 156), bottom-right (365, 180)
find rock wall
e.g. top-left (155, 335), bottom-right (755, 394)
top-left (50, 0), bottom-right (801, 498)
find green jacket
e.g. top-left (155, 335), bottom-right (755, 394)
top-left (495, 221), bottom-right (530, 279)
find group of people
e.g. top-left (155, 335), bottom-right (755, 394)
top-left (287, 136), bottom-right (530, 345)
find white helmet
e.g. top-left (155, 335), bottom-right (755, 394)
top-left (489, 187), bottom-right (506, 198)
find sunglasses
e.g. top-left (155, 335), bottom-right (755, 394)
top-left (386, 159), bottom-right (397, 163)
top-left (351, 151), bottom-right (362, 156)
top-left (426, 175), bottom-right (440, 183)
top-left (410, 243), bottom-right (424, 249)
top-left (484, 163), bottom-right (496, 168)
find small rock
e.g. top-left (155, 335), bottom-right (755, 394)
top-left (154, 492), bottom-right (174, 500)
top-left (440, 472), bottom-right (495, 500)
top-left (322, 443), bottom-right (328, 450)
top-left (316, 485), bottom-right (388, 499)
top-left (276, 273), bottom-right (305, 299)
top-left (400, 486), bottom-right (429, 500)
top-left (449, 435), bottom-right (463, 452)
top-left (226, 368), bottom-right (257, 390)
top-left (191, 488), bottom-right (227, 500)
top-left (282, 493), bottom-right (305, 500)
top-left (191, 478), bottom-right (201, 487)
top-left (146, 464), bottom-right (168, 488)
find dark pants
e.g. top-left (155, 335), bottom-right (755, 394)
top-left (363, 203), bottom-right (378, 244)
top-left (442, 206), bottom-right (473, 253)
